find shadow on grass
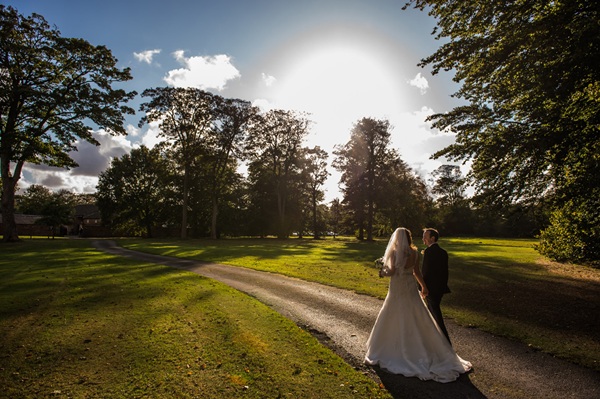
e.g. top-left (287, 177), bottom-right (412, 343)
top-left (122, 236), bottom-right (388, 264)
top-left (373, 366), bottom-right (486, 399)
top-left (0, 243), bottom-right (214, 327)
top-left (447, 257), bottom-right (600, 345)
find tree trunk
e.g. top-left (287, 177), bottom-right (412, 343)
top-left (276, 190), bottom-right (287, 239)
top-left (181, 165), bottom-right (189, 239)
top-left (367, 197), bottom-right (374, 241)
top-left (312, 191), bottom-right (319, 239)
top-left (1, 175), bottom-right (20, 242)
top-left (357, 212), bottom-right (365, 240)
top-left (210, 195), bottom-right (219, 240)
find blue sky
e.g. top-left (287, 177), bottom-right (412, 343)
top-left (6, 0), bottom-right (464, 201)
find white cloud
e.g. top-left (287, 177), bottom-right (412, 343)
top-left (408, 72), bottom-right (429, 95)
top-left (19, 165), bottom-right (101, 194)
top-left (19, 166), bottom-right (94, 195)
top-left (69, 130), bottom-right (132, 177)
top-left (18, 129), bottom-right (135, 194)
top-left (133, 49), bottom-right (161, 64)
top-left (139, 120), bottom-right (164, 149)
top-left (261, 72), bottom-right (276, 87)
top-left (164, 51), bottom-right (241, 90)
top-left (126, 124), bottom-right (141, 137)
top-left (251, 98), bottom-right (275, 111)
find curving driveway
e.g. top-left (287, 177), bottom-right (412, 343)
top-left (92, 240), bottom-right (600, 399)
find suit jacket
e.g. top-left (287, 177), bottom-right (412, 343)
top-left (422, 242), bottom-right (451, 299)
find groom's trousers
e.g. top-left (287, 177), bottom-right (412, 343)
top-left (426, 295), bottom-right (451, 345)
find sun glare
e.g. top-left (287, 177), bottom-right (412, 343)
top-left (275, 43), bottom-right (406, 120)
top-left (265, 38), bottom-right (411, 160)
top-left (253, 25), bottom-right (434, 201)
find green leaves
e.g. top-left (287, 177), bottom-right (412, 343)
top-left (537, 195), bottom-right (600, 266)
top-left (96, 146), bottom-right (177, 237)
top-left (413, 0), bottom-right (598, 193)
top-left (0, 5), bottom-right (135, 241)
top-left (333, 117), bottom-right (429, 238)
top-left (406, 0), bottom-right (600, 263)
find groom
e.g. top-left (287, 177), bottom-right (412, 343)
top-left (421, 228), bottom-right (452, 344)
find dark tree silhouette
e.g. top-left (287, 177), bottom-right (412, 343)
top-left (0, 6), bottom-right (135, 241)
top-left (404, 0), bottom-right (600, 264)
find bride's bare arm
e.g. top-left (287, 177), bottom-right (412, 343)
top-left (411, 250), bottom-right (429, 297)
top-left (388, 251), bottom-right (396, 273)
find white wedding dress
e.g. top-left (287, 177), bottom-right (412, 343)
top-left (365, 251), bottom-right (471, 383)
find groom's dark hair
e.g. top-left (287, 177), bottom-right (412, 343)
top-left (423, 228), bottom-right (439, 242)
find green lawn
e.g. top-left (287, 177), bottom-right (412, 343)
top-left (2, 235), bottom-right (598, 399)
top-left (122, 236), bottom-right (391, 297)
top-left (0, 239), bottom-right (390, 399)
top-left (121, 235), bottom-right (600, 372)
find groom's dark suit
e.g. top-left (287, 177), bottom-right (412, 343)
top-left (422, 242), bottom-right (452, 344)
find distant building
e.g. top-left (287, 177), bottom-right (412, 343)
top-left (73, 204), bottom-right (111, 237)
top-left (0, 204), bottom-right (114, 238)
top-left (0, 214), bottom-right (48, 237)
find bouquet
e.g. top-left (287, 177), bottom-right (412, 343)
top-left (375, 257), bottom-right (393, 278)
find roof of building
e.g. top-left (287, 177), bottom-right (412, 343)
top-left (0, 214), bottom-right (43, 225)
top-left (74, 204), bottom-right (101, 219)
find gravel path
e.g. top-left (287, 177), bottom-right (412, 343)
top-left (92, 240), bottom-right (600, 399)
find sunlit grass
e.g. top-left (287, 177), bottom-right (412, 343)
top-left (121, 235), bottom-right (600, 371)
top-left (122, 236), bottom-right (392, 297)
top-left (0, 239), bottom-right (391, 398)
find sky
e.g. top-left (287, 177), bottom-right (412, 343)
top-left (6, 0), bottom-right (465, 202)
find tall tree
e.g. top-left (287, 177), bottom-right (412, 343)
top-left (185, 150), bottom-right (245, 237)
top-left (404, 0), bottom-right (600, 264)
top-left (0, 6), bottom-right (136, 242)
top-left (333, 117), bottom-right (393, 240)
top-left (327, 198), bottom-right (343, 238)
top-left (16, 184), bottom-right (53, 214)
top-left (96, 145), bottom-right (176, 237)
top-left (245, 160), bottom-right (277, 237)
top-left (300, 146), bottom-right (329, 239)
top-left (431, 165), bottom-right (466, 208)
top-left (430, 165), bottom-right (472, 235)
top-left (245, 109), bottom-right (310, 238)
top-left (376, 156), bottom-right (430, 235)
top-left (139, 87), bottom-right (215, 239)
top-left (205, 97), bottom-right (256, 239)
top-left (37, 189), bottom-right (77, 238)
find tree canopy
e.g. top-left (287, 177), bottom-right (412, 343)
top-left (0, 5), bottom-right (136, 241)
top-left (334, 117), bottom-right (429, 239)
top-left (139, 88), bottom-right (256, 239)
top-left (245, 109), bottom-right (311, 238)
top-left (96, 146), bottom-right (177, 237)
top-left (404, 0), bottom-right (599, 264)
top-left (139, 87), bottom-right (215, 239)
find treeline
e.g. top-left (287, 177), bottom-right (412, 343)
top-left (95, 105), bottom-right (433, 239)
top-left (12, 133), bottom-right (544, 241)
top-left (92, 94), bottom-right (544, 240)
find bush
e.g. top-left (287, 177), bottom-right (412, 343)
top-left (537, 197), bottom-right (600, 267)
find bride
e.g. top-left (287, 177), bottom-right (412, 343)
top-left (364, 227), bottom-right (472, 383)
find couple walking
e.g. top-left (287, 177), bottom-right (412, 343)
top-left (364, 227), bottom-right (472, 383)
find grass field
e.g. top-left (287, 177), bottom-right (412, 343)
top-left (0, 239), bottom-right (390, 399)
top-left (2, 235), bottom-right (598, 399)
top-left (121, 236), bottom-right (600, 372)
